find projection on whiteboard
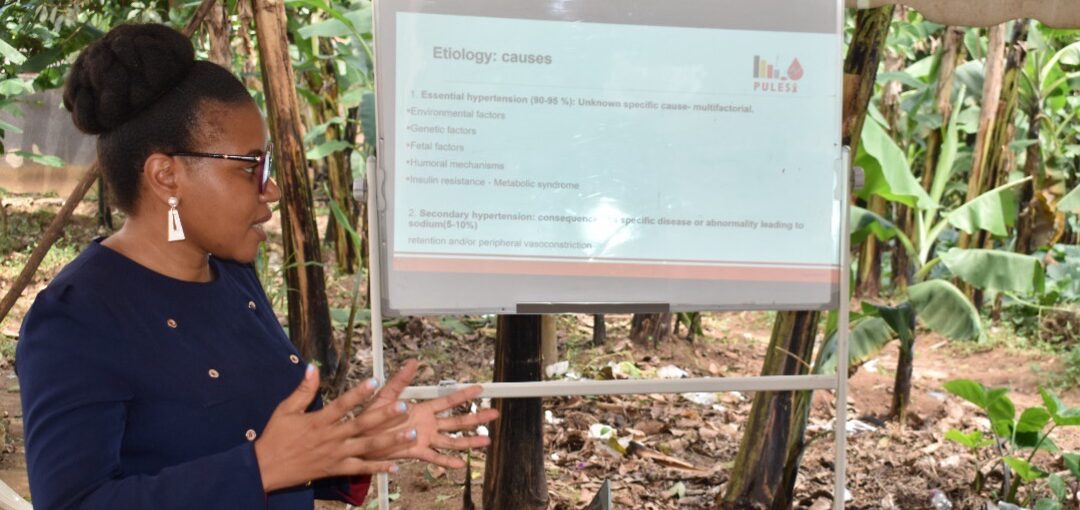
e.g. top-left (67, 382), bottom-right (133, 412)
top-left (373, 0), bottom-right (843, 314)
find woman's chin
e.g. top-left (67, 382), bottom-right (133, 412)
top-left (225, 231), bottom-right (266, 264)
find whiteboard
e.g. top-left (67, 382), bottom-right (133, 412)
top-left (372, 0), bottom-right (844, 315)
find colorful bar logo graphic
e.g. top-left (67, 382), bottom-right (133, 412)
top-left (753, 55), bottom-right (783, 80)
top-left (753, 55), bottom-right (804, 82)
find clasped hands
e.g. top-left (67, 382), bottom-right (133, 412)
top-left (254, 359), bottom-right (497, 492)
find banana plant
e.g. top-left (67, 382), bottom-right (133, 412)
top-left (854, 83), bottom-right (1050, 297)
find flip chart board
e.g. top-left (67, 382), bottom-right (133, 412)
top-left (373, 0), bottom-right (843, 315)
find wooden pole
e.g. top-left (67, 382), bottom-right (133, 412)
top-left (251, 0), bottom-right (338, 376)
top-left (483, 315), bottom-right (548, 510)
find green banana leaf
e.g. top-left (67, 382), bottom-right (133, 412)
top-left (813, 316), bottom-right (894, 375)
top-left (908, 280), bottom-right (981, 341)
top-left (855, 118), bottom-right (934, 209)
top-left (945, 178), bottom-right (1028, 236)
top-left (928, 86), bottom-right (966, 209)
top-left (940, 248), bottom-right (1046, 295)
top-left (1059, 184), bottom-right (1080, 214)
top-left (851, 206), bottom-right (899, 244)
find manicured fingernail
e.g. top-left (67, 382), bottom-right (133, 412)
top-left (396, 401), bottom-right (408, 413)
top-left (366, 377), bottom-right (380, 389)
top-left (388, 464), bottom-right (399, 473)
top-left (406, 428), bottom-right (417, 440)
top-left (306, 363), bottom-right (316, 376)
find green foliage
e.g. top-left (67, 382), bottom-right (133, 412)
top-left (944, 178), bottom-right (1025, 237)
top-left (944, 380), bottom-right (1080, 505)
top-left (907, 280), bottom-right (981, 341)
top-left (856, 117), bottom-right (933, 208)
top-left (0, 1), bottom-right (185, 154)
top-left (813, 316), bottom-right (892, 375)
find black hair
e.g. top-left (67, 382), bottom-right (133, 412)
top-left (63, 23), bottom-right (252, 213)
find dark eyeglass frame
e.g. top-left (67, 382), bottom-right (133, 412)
top-left (169, 142), bottom-right (275, 194)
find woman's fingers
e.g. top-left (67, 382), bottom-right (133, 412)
top-left (423, 384), bottom-right (484, 414)
top-left (332, 400), bottom-right (410, 439)
top-left (430, 433), bottom-right (491, 451)
top-left (415, 449), bottom-right (467, 469)
top-left (342, 428), bottom-right (417, 458)
top-left (276, 364), bottom-right (321, 415)
top-left (371, 359), bottom-right (420, 406)
top-left (337, 458), bottom-right (401, 476)
top-left (318, 377), bottom-right (381, 425)
top-left (437, 408), bottom-right (499, 432)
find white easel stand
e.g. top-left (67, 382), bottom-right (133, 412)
top-left (364, 151), bottom-right (853, 509)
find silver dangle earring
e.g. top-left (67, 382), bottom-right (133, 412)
top-left (167, 196), bottom-right (186, 242)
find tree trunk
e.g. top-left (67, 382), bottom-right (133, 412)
top-left (916, 26), bottom-right (965, 269)
top-left (251, 0), bottom-right (338, 378)
top-left (592, 314), bottom-right (606, 347)
top-left (205, 0), bottom-right (231, 67)
top-left (957, 24), bottom-right (1008, 251)
top-left (848, 9), bottom-right (894, 298)
top-left (306, 37), bottom-right (358, 274)
top-left (855, 194), bottom-right (885, 297)
top-left (1016, 43), bottom-right (1049, 255)
top-left (878, 42), bottom-right (905, 292)
top-left (888, 308), bottom-right (917, 426)
top-left (483, 315), bottom-right (547, 510)
top-left (890, 336), bottom-right (914, 424)
top-left (719, 311), bottom-right (821, 509)
top-left (236, 1), bottom-right (262, 92)
top-left (841, 7), bottom-right (894, 157)
top-left (920, 27), bottom-right (965, 193)
top-left (629, 313), bottom-right (673, 348)
top-left (980, 22), bottom-right (1027, 243)
top-left (720, 7), bottom-right (893, 508)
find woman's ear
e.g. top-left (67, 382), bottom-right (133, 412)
top-left (143, 153), bottom-right (181, 205)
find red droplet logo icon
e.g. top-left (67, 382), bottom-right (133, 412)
top-left (787, 58), bottom-right (804, 81)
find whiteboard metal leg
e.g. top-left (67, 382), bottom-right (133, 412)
top-left (833, 148), bottom-right (852, 510)
top-left (367, 156), bottom-right (391, 510)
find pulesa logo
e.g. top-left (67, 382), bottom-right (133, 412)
top-left (753, 55), bottom-right (803, 94)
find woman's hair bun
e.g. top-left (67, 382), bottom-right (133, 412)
top-left (63, 24), bottom-right (195, 135)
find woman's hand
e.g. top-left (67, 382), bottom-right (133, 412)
top-left (364, 360), bottom-right (499, 468)
top-left (253, 364), bottom-right (415, 492)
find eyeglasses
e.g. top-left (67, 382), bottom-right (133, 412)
top-left (170, 142), bottom-right (275, 194)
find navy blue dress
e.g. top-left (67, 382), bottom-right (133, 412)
top-left (16, 237), bottom-right (369, 509)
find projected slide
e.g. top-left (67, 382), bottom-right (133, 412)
top-left (375, 0), bottom-right (842, 313)
top-left (390, 12), bottom-right (840, 284)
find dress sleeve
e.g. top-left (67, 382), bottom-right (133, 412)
top-left (16, 286), bottom-right (267, 510)
top-left (312, 475), bottom-right (372, 505)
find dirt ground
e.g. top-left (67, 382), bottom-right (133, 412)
top-left (1, 197), bottom-right (1078, 510)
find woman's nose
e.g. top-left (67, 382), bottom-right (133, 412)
top-left (262, 177), bottom-right (282, 203)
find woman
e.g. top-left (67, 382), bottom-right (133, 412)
top-left (15, 23), bottom-right (496, 509)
